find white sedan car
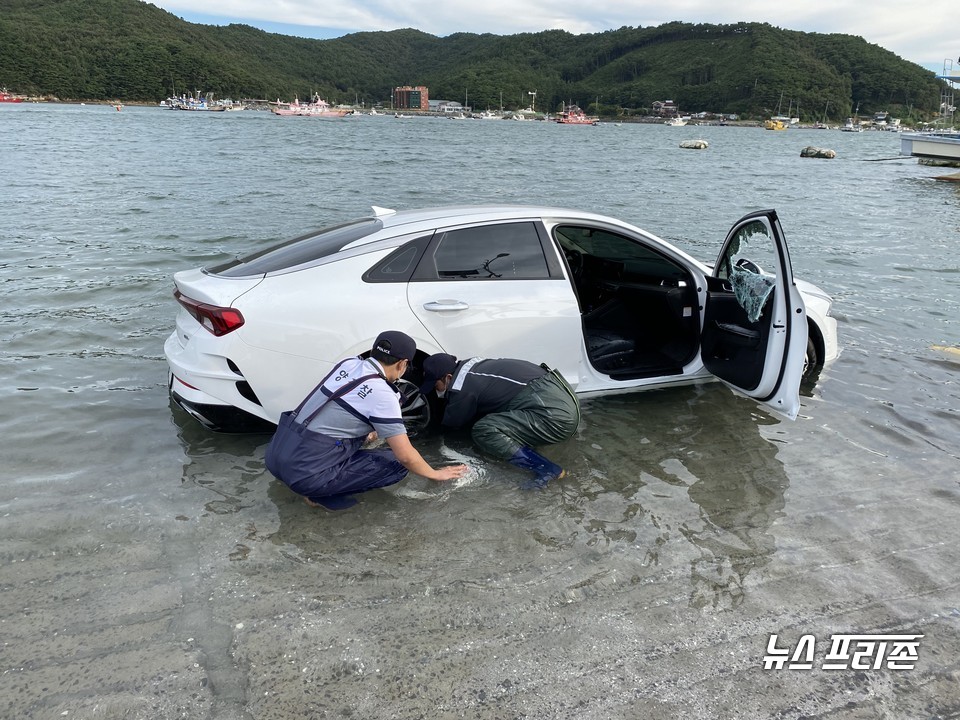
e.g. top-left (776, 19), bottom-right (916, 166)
top-left (165, 205), bottom-right (838, 432)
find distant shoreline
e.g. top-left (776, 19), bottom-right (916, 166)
top-left (4, 98), bottom-right (160, 107)
top-left (6, 100), bottom-right (925, 131)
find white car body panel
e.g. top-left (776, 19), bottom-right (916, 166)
top-left (407, 278), bottom-right (583, 386)
top-left (795, 278), bottom-right (840, 365)
top-left (164, 205), bottom-right (839, 431)
top-left (233, 250), bottom-right (445, 420)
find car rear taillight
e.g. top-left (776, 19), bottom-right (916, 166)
top-left (174, 289), bottom-right (245, 336)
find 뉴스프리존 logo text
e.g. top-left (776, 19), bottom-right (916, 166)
top-left (763, 633), bottom-right (923, 670)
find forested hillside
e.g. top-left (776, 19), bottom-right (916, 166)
top-left (0, 0), bottom-right (944, 121)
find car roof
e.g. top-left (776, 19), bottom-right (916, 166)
top-left (371, 204), bottom-right (617, 231)
top-left (209, 204), bottom-right (671, 279)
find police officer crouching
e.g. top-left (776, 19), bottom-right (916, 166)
top-left (419, 354), bottom-right (581, 487)
top-left (265, 331), bottom-right (468, 510)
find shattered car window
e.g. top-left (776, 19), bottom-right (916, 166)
top-left (719, 220), bottom-right (779, 322)
top-left (730, 267), bottom-right (775, 322)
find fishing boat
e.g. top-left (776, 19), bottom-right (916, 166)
top-left (901, 131), bottom-right (960, 162)
top-left (769, 92), bottom-right (797, 127)
top-left (900, 58), bottom-right (960, 165)
top-left (664, 117), bottom-right (687, 127)
top-left (840, 117), bottom-right (863, 132)
top-left (556, 105), bottom-right (598, 125)
top-left (167, 92), bottom-right (228, 111)
top-left (815, 101), bottom-right (831, 129)
top-left (272, 94), bottom-right (349, 118)
top-left (0, 89), bottom-right (24, 103)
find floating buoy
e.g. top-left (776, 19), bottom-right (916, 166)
top-left (800, 146), bottom-right (836, 158)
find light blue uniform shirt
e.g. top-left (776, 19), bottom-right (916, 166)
top-left (302, 357), bottom-right (407, 440)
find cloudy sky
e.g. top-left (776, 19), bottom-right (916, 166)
top-left (149, 0), bottom-right (956, 75)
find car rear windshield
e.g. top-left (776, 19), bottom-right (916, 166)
top-left (206, 218), bottom-right (382, 277)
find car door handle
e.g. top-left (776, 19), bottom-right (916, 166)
top-left (423, 299), bottom-right (470, 312)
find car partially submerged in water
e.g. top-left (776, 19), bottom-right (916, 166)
top-left (165, 205), bottom-right (838, 432)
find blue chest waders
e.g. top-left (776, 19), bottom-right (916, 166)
top-left (265, 362), bottom-right (407, 509)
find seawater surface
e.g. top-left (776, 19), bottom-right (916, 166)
top-left (1, 103), bottom-right (959, 719)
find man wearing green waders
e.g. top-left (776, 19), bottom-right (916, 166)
top-left (419, 354), bottom-right (581, 487)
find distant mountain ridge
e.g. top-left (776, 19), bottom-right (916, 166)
top-left (0, 0), bottom-right (944, 120)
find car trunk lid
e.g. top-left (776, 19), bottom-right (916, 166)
top-left (173, 268), bottom-right (264, 307)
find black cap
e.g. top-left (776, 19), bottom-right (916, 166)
top-left (419, 353), bottom-right (458, 395)
top-left (372, 330), bottom-right (416, 361)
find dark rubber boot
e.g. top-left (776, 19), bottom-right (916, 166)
top-left (509, 446), bottom-right (565, 488)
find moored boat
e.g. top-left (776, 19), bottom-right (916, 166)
top-left (557, 105), bottom-right (598, 125)
top-left (167, 92), bottom-right (228, 111)
top-left (0, 89), bottom-right (24, 103)
top-left (898, 57), bottom-right (960, 165)
top-left (900, 131), bottom-right (960, 164)
top-left (272, 94), bottom-right (349, 118)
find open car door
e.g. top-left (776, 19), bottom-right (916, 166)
top-left (700, 210), bottom-right (807, 420)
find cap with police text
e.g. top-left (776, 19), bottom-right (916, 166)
top-left (419, 353), bottom-right (458, 395)
top-left (372, 331), bottom-right (416, 361)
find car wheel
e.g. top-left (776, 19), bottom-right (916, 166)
top-left (396, 378), bottom-right (432, 436)
top-left (803, 334), bottom-right (819, 376)
top-left (800, 332), bottom-right (823, 389)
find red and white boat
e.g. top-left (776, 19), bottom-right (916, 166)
top-left (556, 105), bottom-right (597, 125)
top-left (1, 90), bottom-right (24, 103)
top-left (271, 94), bottom-right (350, 118)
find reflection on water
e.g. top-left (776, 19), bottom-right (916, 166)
top-left (171, 399), bottom-right (269, 516)
top-left (172, 378), bottom-right (794, 613)
top-left (564, 383), bottom-right (788, 610)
